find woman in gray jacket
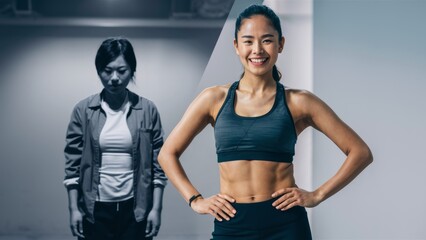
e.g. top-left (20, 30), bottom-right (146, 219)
top-left (64, 37), bottom-right (167, 240)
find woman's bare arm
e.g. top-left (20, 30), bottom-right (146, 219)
top-left (272, 90), bottom-right (373, 210)
top-left (158, 86), bottom-right (236, 221)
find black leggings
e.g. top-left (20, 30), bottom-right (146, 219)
top-left (211, 197), bottom-right (312, 240)
top-left (80, 198), bottom-right (151, 240)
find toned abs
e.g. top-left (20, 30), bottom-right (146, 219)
top-left (219, 161), bottom-right (296, 203)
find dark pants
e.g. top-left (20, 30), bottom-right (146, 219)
top-left (80, 198), bottom-right (151, 240)
top-left (212, 197), bottom-right (312, 240)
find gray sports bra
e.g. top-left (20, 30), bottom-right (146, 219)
top-left (214, 81), bottom-right (297, 163)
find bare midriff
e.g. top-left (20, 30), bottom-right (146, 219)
top-left (219, 160), bottom-right (296, 203)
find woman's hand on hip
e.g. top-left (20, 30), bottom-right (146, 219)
top-left (271, 187), bottom-right (321, 211)
top-left (191, 194), bottom-right (237, 221)
top-left (69, 209), bottom-right (84, 238)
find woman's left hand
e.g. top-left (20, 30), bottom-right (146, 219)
top-left (145, 209), bottom-right (161, 238)
top-left (271, 188), bottom-right (321, 211)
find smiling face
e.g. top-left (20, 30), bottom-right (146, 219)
top-left (234, 14), bottom-right (284, 79)
top-left (98, 55), bottom-right (132, 95)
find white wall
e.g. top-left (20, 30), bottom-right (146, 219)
top-left (313, 0), bottom-right (426, 239)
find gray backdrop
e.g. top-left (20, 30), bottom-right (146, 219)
top-left (0, 0), bottom-right (425, 239)
top-left (0, 24), bottom-right (225, 240)
top-left (312, 0), bottom-right (426, 239)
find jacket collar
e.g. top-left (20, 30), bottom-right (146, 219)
top-left (88, 89), bottom-right (143, 110)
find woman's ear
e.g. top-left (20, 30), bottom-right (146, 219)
top-left (278, 36), bottom-right (285, 53)
top-left (234, 39), bottom-right (240, 55)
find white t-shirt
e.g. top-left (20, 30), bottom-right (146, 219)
top-left (97, 96), bottom-right (134, 202)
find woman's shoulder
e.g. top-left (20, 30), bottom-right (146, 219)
top-left (285, 88), bottom-right (318, 103)
top-left (197, 83), bottom-right (234, 102)
top-left (186, 83), bottom-right (234, 119)
top-left (127, 91), bottom-right (161, 114)
top-left (284, 88), bottom-right (325, 112)
top-left (74, 93), bottom-right (100, 108)
top-left (285, 87), bottom-right (331, 118)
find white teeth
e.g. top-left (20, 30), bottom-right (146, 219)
top-left (251, 58), bottom-right (266, 63)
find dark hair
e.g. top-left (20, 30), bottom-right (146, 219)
top-left (235, 4), bottom-right (283, 82)
top-left (95, 37), bottom-right (137, 79)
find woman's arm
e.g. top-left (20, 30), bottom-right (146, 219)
top-left (158, 86), bottom-right (236, 221)
top-left (145, 101), bottom-right (166, 238)
top-left (149, 101), bottom-right (168, 187)
top-left (67, 188), bottom-right (84, 238)
top-left (64, 103), bottom-right (85, 238)
top-left (145, 186), bottom-right (164, 238)
top-left (272, 90), bottom-right (373, 210)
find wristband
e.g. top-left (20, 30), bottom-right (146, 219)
top-left (188, 194), bottom-right (202, 207)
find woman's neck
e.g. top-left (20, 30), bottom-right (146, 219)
top-left (103, 90), bottom-right (128, 110)
top-left (239, 73), bottom-right (276, 93)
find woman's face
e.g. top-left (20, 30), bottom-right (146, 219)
top-left (99, 55), bottom-right (133, 95)
top-left (234, 15), bottom-right (284, 79)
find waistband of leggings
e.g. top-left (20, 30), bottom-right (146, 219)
top-left (232, 196), bottom-right (279, 207)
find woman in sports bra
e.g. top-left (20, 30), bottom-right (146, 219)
top-left (158, 4), bottom-right (373, 240)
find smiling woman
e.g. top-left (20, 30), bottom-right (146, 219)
top-left (64, 37), bottom-right (167, 240)
top-left (158, 4), bottom-right (373, 240)
top-left (233, 14), bottom-right (283, 82)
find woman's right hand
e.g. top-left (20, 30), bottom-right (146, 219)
top-left (190, 194), bottom-right (237, 221)
top-left (69, 209), bottom-right (84, 238)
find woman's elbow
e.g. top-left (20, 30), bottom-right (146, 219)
top-left (158, 146), bottom-right (179, 167)
top-left (158, 149), bottom-right (168, 166)
top-left (361, 145), bottom-right (373, 166)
